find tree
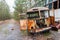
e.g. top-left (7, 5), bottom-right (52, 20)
top-left (34, 0), bottom-right (41, 5)
top-left (14, 0), bottom-right (40, 20)
top-left (14, 0), bottom-right (28, 20)
top-left (0, 0), bottom-right (11, 21)
top-left (13, 11), bottom-right (20, 20)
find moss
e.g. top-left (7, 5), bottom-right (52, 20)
top-left (20, 30), bottom-right (28, 36)
top-left (43, 32), bottom-right (51, 36)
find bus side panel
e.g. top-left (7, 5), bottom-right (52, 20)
top-left (28, 20), bottom-right (35, 31)
top-left (20, 19), bottom-right (27, 30)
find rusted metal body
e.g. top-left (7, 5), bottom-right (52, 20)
top-left (19, 7), bottom-right (55, 33)
top-left (26, 7), bottom-right (53, 33)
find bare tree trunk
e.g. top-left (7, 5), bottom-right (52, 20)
top-left (29, 0), bottom-right (31, 8)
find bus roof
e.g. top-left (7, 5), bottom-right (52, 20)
top-left (27, 7), bottom-right (49, 12)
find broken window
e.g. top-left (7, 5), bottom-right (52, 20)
top-left (48, 3), bottom-right (52, 9)
top-left (53, 1), bottom-right (57, 9)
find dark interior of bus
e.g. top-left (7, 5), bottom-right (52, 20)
top-left (36, 19), bottom-right (47, 28)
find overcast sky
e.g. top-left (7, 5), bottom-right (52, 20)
top-left (5, 0), bottom-right (15, 12)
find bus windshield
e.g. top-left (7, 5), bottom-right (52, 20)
top-left (27, 11), bottom-right (39, 19)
